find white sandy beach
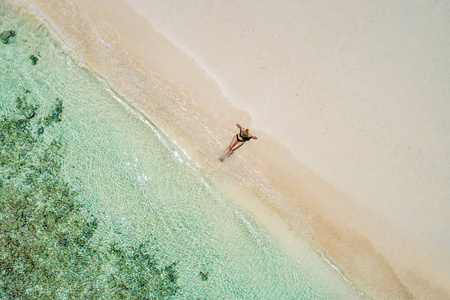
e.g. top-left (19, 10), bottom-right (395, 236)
top-left (16, 0), bottom-right (450, 298)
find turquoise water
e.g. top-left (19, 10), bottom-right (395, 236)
top-left (0, 3), bottom-right (366, 299)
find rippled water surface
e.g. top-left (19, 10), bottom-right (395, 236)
top-left (0, 3), bottom-right (365, 299)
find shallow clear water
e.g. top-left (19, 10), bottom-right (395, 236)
top-left (0, 3), bottom-right (366, 299)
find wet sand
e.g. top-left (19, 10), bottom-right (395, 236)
top-left (15, 0), bottom-right (450, 299)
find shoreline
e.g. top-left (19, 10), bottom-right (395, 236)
top-left (11, 0), bottom-right (450, 299)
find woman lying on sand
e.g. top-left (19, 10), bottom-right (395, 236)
top-left (220, 124), bottom-right (257, 162)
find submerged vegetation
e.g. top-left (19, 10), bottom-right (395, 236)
top-left (29, 54), bottom-right (38, 65)
top-left (0, 91), bottom-right (178, 299)
top-left (0, 30), bottom-right (16, 44)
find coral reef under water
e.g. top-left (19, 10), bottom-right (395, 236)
top-left (29, 54), bottom-right (38, 65)
top-left (0, 30), bottom-right (16, 44)
top-left (0, 91), bottom-right (178, 299)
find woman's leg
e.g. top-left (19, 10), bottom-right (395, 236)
top-left (228, 135), bottom-right (238, 148)
top-left (222, 141), bottom-right (244, 160)
top-left (230, 141), bottom-right (245, 152)
top-left (220, 135), bottom-right (238, 161)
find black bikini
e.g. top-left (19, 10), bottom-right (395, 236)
top-left (236, 130), bottom-right (251, 142)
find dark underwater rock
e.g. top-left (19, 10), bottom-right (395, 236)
top-left (16, 96), bottom-right (36, 120)
top-left (199, 271), bottom-right (209, 281)
top-left (163, 262), bottom-right (178, 283)
top-left (22, 106), bottom-right (36, 119)
top-left (37, 126), bottom-right (44, 135)
top-left (42, 98), bottom-right (63, 126)
top-left (0, 30), bottom-right (16, 44)
top-left (30, 55), bottom-right (39, 65)
top-left (16, 119), bottom-right (27, 131)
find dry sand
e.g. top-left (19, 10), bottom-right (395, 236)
top-left (14, 0), bottom-right (450, 299)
